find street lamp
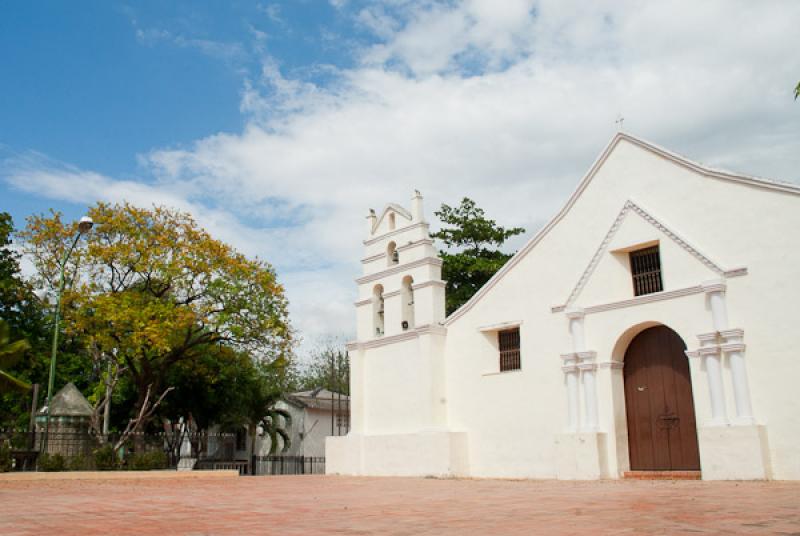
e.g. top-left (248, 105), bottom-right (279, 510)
top-left (42, 215), bottom-right (93, 453)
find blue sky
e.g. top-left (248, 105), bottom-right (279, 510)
top-left (2, 1), bottom-right (799, 353)
top-left (1, 1), bottom-right (368, 223)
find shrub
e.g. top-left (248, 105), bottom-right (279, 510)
top-left (128, 450), bottom-right (168, 471)
top-left (38, 453), bottom-right (66, 472)
top-left (93, 444), bottom-right (118, 471)
top-left (67, 455), bottom-right (89, 471)
top-left (0, 442), bottom-right (11, 472)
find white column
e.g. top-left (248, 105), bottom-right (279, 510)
top-left (696, 332), bottom-right (727, 425)
top-left (565, 308), bottom-right (599, 432)
top-left (561, 354), bottom-right (580, 432)
top-left (566, 308), bottom-right (586, 353)
top-left (720, 329), bottom-right (754, 423)
top-left (703, 280), bottom-right (729, 331)
top-left (578, 352), bottom-right (598, 431)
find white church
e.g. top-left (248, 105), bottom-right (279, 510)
top-left (326, 132), bottom-right (800, 480)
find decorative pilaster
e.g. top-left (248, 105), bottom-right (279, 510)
top-left (720, 328), bottom-right (754, 424)
top-left (702, 280), bottom-right (729, 331)
top-left (690, 332), bottom-right (728, 425)
top-left (560, 353), bottom-right (580, 432)
top-left (701, 280), bottom-right (732, 426)
top-left (566, 308), bottom-right (586, 352)
top-left (563, 308), bottom-right (599, 432)
top-left (578, 351), bottom-right (598, 431)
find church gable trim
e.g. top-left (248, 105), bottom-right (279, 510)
top-left (556, 199), bottom-right (737, 310)
top-left (371, 203), bottom-right (413, 235)
top-left (444, 132), bottom-right (785, 326)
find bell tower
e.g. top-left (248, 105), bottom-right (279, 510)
top-left (354, 190), bottom-right (446, 341)
top-left (327, 190), bottom-right (467, 477)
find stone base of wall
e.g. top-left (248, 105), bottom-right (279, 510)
top-left (326, 431), bottom-right (469, 477)
top-left (698, 424), bottom-right (771, 480)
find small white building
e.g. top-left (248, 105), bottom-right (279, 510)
top-left (205, 390), bottom-right (349, 463)
top-left (327, 132), bottom-right (800, 481)
top-left (279, 389), bottom-right (350, 458)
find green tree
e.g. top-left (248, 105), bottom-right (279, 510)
top-left (20, 203), bottom-right (293, 429)
top-left (795, 81), bottom-right (800, 100)
top-left (0, 319), bottom-right (31, 393)
top-left (160, 346), bottom-right (260, 430)
top-left (431, 198), bottom-right (525, 315)
top-left (296, 341), bottom-right (349, 395)
top-left (227, 357), bottom-right (291, 472)
top-left (0, 212), bottom-right (62, 428)
top-left (0, 213), bottom-right (46, 349)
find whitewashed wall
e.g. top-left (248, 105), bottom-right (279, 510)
top-left (328, 134), bottom-right (800, 480)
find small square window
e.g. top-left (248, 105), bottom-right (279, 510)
top-left (629, 246), bottom-right (663, 296)
top-left (498, 328), bottom-right (521, 372)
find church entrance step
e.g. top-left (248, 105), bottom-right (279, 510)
top-left (623, 471), bottom-right (701, 480)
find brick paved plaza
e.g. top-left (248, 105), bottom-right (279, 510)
top-left (1, 475), bottom-right (798, 535)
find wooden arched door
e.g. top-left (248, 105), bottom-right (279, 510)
top-left (623, 326), bottom-right (700, 471)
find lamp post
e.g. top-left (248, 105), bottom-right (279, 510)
top-left (42, 216), bottom-right (93, 453)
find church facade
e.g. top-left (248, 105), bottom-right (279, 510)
top-left (326, 133), bottom-right (800, 480)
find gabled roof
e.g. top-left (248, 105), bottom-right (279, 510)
top-left (555, 199), bottom-right (746, 311)
top-left (444, 132), bottom-right (800, 325)
top-left (372, 203), bottom-right (412, 234)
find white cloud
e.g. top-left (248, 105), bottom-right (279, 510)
top-left (129, 14), bottom-right (246, 63)
top-left (5, 0), bottom-right (800, 358)
top-left (259, 3), bottom-right (286, 26)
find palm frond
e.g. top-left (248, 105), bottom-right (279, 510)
top-left (0, 339), bottom-right (31, 369)
top-left (0, 369), bottom-right (31, 393)
top-left (268, 408), bottom-right (292, 425)
top-left (275, 427), bottom-right (291, 453)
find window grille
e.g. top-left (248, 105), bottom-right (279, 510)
top-left (629, 246), bottom-right (663, 296)
top-left (499, 328), bottom-right (521, 372)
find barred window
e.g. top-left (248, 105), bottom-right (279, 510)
top-left (499, 328), bottom-right (521, 372)
top-left (629, 246), bottom-right (663, 296)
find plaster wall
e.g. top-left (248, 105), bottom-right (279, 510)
top-left (362, 337), bottom-right (435, 434)
top-left (444, 139), bottom-right (800, 479)
top-left (329, 135), bottom-right (800, 480)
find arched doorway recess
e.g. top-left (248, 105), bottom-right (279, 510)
top-left (623, 325), bottom-right (701, 471)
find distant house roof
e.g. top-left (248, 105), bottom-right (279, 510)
top-left (284, 388), bottom-right (350, 412)
top-left (38, 382), bottom-right (93, 417)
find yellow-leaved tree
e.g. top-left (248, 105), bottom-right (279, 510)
top-left (21, 203), bottom-right (292, 435)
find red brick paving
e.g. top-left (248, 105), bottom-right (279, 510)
top-left (1, 475), bottom-right (798, 535)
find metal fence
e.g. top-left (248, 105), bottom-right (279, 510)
top-left (0, 428), bottom-right (239, 472)
top-left (253, 455), bottom-right (326, 475)
top-left (1, 429), bottom-right (327, 475)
